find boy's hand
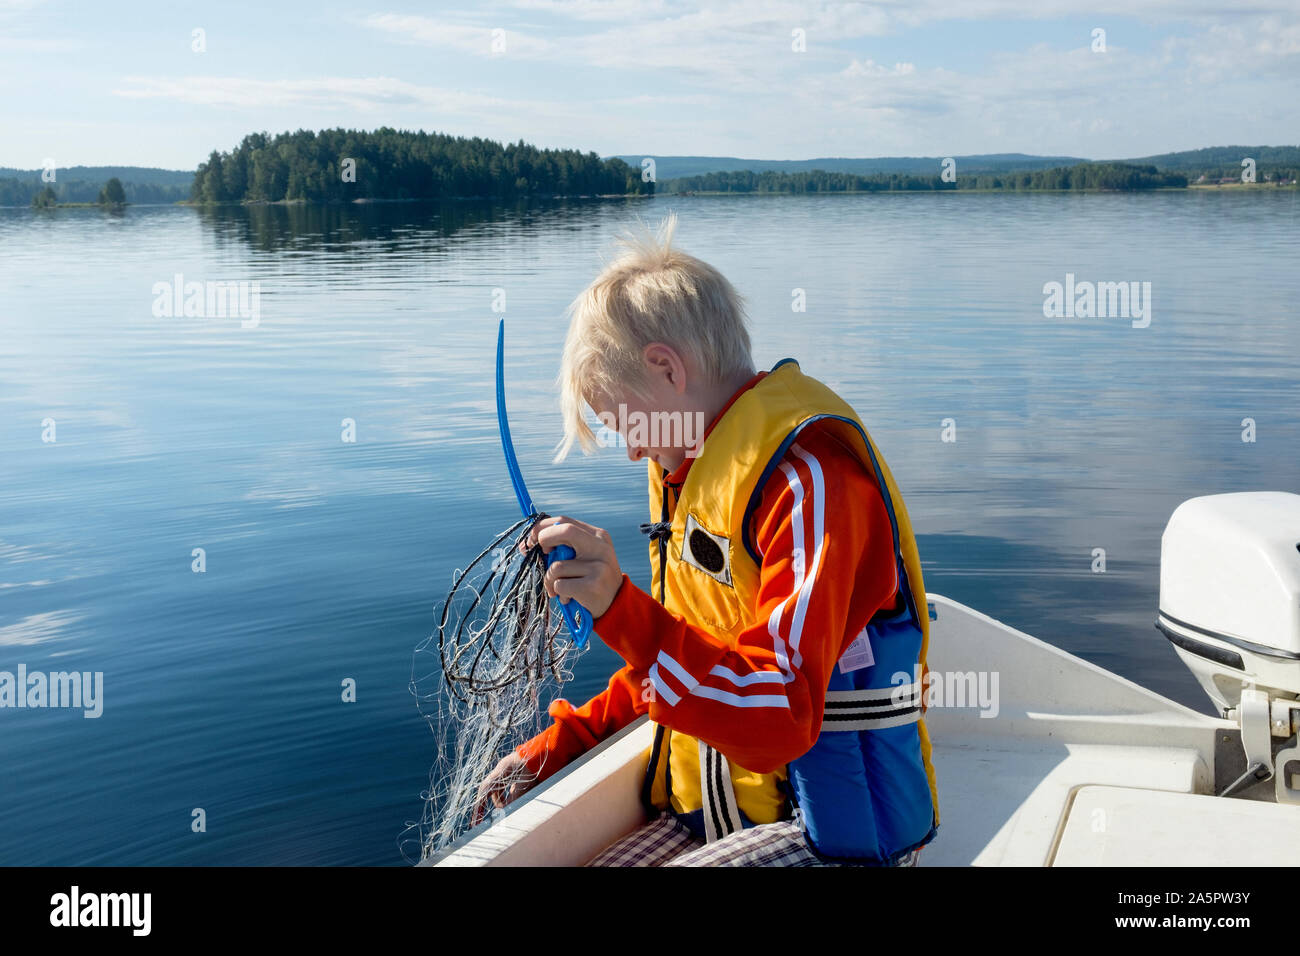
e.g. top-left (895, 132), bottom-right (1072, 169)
top-left (473, 751), bottom-right (535, 825)
top-left (520, 515), bottom-right (623, 620)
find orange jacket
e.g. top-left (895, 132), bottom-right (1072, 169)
top-left (516, 373), bottom-right (898, 780)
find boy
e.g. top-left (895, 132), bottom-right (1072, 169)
top-left (476, 213), bottom-right (939, 866)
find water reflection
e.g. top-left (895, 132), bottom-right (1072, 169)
top-left (0, 191), bottom-right (1296, 864)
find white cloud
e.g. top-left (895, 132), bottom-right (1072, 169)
top-left (844, 59), bottom-right (917, 78)
top-left (0, 0), bottom-right (81, 51)
top-left (1176, 16), bottom-right (1300, 81)
top-left (359, 3), bottom-right (1299, 102)
top-left (78, 3), bottom-right (1300, 164)
top-left (112, 75), bottom-right (514, 113)
top-left (363, 12), bottom-right (558, 57)
top-left (507, 0), bottom-right (673, 19)
top-left (105, 74), bottom-right (688, 155)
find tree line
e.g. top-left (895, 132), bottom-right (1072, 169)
top-left (29, 177), bottom-right (125, 208)
top-left (967, 164), bottom-right (1188, 190)
top-left (660, 163), bottom-right (1190, 193)
top-left (1, 175), bottom-right (183, 206)
top-left (1186, 165), bottom-right (1299, 183)
top-left (190, 128), bottom-right (653, 203)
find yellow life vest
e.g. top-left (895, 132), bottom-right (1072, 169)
top-left (638, 358), bottom-right (940, 849)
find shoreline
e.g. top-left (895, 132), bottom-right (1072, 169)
top-left (664, 183), bottom-right (1297, 197)
top-left (7, 183), bottom-right (1296, 210)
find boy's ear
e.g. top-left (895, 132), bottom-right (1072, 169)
top-left (642, 342), bottom-right (687, 393)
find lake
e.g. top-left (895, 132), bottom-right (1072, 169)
top-left (1, 191), bottom-right (1297, 864)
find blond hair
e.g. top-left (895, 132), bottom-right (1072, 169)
top-left (553, 211), bottom-right (753, 462)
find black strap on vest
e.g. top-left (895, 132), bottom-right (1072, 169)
top-left (639, 724), bottom-right (667, 819)
top-left (638, 478), bottom-right (676, 818)
top-left (639, 518), bottom-right (671, 606)
top-left (642, 475), bottom-right (675, 608)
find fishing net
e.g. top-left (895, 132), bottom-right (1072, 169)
top-left (401, 511), bottom-right (586, 863)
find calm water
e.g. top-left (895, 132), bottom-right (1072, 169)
top-left (1, 192), bottom-right (1297, 865)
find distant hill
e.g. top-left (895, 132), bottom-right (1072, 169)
top-left (1115, 146), bottom-right (1300, 172)
top-left (657, 163), bottom-right (1188, 195)
top-left (0, 165), bottom-right (195, 186)
top-left (609, 154), bottom-right (1088, 180)
top-left (611, 147), bottom-right (1299, 182)
top-left (0, 166), bottom-right (193, 206)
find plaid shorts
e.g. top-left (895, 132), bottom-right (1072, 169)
top-left (584, 811), bottom-right (922, 867)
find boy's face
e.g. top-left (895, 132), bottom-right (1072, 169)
top-left (590, 380), bottom-right (697, 474)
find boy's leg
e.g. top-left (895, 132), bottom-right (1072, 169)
top-left (662, 822), bottom-right (924, 867)
top-left (583, 811), bottom-right (703, 867)
top-left (661, 820), bottom-right (834, 867)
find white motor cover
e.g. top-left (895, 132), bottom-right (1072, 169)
top-left (1160, 492), bottom-right (1300, 665)
top-left (1161, 492), bottom-right (1300, 657)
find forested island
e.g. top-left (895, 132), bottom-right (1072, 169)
top-left (189, 128), bottom-right (652, 203)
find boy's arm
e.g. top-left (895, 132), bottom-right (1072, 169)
top-left (513, 661), bottom-right (649, 785)
top-left (592, 423), bottom-right (898, 774)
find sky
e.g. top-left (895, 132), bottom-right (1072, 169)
top-left (2, 0), bottom-right (1297, 171)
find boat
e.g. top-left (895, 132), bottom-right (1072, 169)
top-left (423, 491), bottom-right (1300, 866)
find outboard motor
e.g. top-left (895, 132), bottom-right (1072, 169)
top-left (1158, 492), bottom-right (1300, 803)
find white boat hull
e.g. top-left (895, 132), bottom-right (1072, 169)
top-left (427, 593), bottom-right (1296, 867)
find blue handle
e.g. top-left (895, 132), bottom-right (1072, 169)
top-left (547, 544), bottom-right (592, 650)
top-left (496, 319), bottom-right (592, 650)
